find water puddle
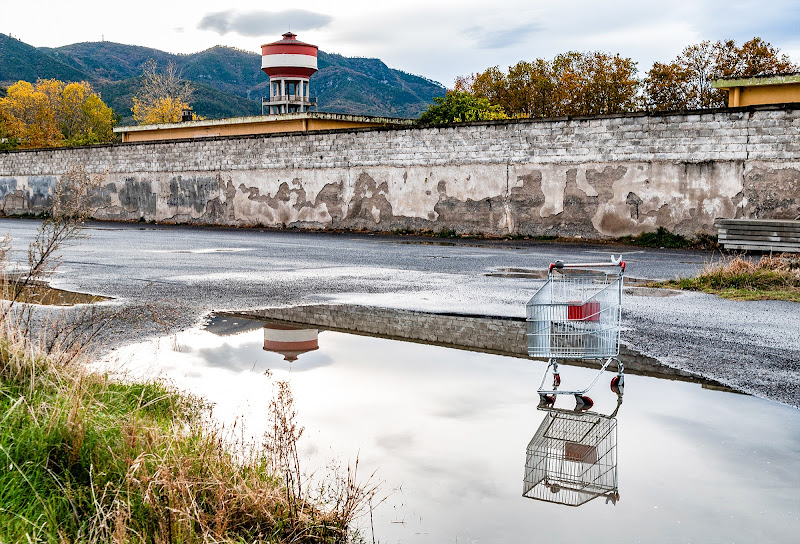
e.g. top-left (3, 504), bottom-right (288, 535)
top-left (105, 313), bottom-right (800, 543)
top-left (146, 248), bottom-right (253, 254)
top-left (485, 267), bottom-right (549, 279)
top-left (623, 286), bottom-right (681, 297)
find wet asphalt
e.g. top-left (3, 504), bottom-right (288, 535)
top-left (2, 218), bottom-right (798, 408)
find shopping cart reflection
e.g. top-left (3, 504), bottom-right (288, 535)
top-left (523, 395), bottom-right (622, 507)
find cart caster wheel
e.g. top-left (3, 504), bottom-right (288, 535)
top-left (539, 394), bottom-right (556, 406)
top-left (574, 395), bottom-right (593, 410)
top-left (553, 374), bottom-right (561, 387)
top-left (611, 375), bottom-right (624, 394)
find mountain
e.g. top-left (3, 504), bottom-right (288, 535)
top-left (0, 34), bottom-right (88, 83)
top-left (0, 34), bottom-right (446, 122)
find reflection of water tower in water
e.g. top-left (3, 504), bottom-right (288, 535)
top-left (261, 32), bottom-right (318, 115)
top-left (263, 324), bottom-right (319, 362)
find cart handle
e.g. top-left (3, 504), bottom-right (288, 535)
top-left (549, 257), bottom-right (626, 272)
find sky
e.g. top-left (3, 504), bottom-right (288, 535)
top-left (3, 0), bottom-right (799, 87)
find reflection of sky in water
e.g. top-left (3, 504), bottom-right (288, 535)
top-left (105, 321), bottom-right (800, 543)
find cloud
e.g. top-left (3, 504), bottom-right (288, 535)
top-left (463, 22), bottom-right (543, 49)
top-left (198, 9), bottom-right (332, 37)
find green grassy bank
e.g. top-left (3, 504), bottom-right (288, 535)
top-left (0, 326), bottom-right (361, 543)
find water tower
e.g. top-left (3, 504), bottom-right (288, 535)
top-left (261, 32), bottom-right (318, 115)
top-left (263, 324), bottom-right (319, 362)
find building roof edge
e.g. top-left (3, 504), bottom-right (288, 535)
top-left (712, 72), bottom-right (800, 89)
top-left (113, 112), bottom-right (415, 133)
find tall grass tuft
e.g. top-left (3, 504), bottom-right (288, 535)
top-left (665, 254), bottom-right (800, 301)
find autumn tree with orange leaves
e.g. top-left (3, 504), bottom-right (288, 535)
top-left (643, 37), bottom-right (798, 110)
top-left (0, 79), bottom-right (115, 149)
top-left (458, 51), bottom-right (640, 118)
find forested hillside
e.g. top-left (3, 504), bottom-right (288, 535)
top-left (0, 34), bottom-right (445, 122)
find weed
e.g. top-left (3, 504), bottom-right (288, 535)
top-left (391, 228), bottom-right (415, 236)
top-left (657, 254), bottom-right (800, 301)
top-left (617, 227), bottom-right (720, 250)
top-left (691, 232), bottom-right (721, 250)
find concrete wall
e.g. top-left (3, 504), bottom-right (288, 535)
top-left (1, 105), bottom-right (798, 237)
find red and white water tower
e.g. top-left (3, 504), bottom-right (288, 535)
top-left (263, 324), bottom-right (319, 362)
top-left (261, 32), bottom-right (318, 115)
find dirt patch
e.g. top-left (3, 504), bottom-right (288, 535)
top-left (2, 280), bottom-right (108, 306)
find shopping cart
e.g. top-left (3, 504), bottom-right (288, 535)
top-left (523, 397), bottom-right (622, 507)
top-left (527, 257), bottom-right (625, 409)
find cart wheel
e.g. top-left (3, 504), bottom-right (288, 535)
top-left (611, 375), bottom-right (624, 390)
top-left (574, 395), bottom-right (593, 409)
top-left (539, 394), bottom-right (556, 406)
top-left (553, 374), bottom-right (561, 387)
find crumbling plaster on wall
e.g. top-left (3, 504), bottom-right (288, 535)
top-left (0, 160), bottom-right (787, 237)
top-left (742, 162), bottom-right (800, 220)
top-left (589, 161), bottom-right (745, 236)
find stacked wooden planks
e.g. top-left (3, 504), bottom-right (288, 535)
top-left (715, 219), bottom-right (800, 252)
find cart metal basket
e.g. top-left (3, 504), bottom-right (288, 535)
top-left (526, 258), bottom-right (626, 408)
top-left (523, 404), bottom-right (620, 507)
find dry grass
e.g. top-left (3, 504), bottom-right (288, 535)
top-left (659, 254), bottom-right (800, 301)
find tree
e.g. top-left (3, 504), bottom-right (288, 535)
top-left (717, 37), bottom-right (797, 78)
top-left (60, 82), bottom-right (116, 144)
top-left (642, 61), bottom-right (691, 111)
top-left (419, 90), bottom-right (507, 124)
top-left (467, 66), bottom-right (508, 109)
top-left (0, 79), bottom-right (114, 148)
top-left (551, 51), bottom-right (640, 116)
top-left (644, 37), bottom-right (799, 110)
top-left (460, 51), bottom-right (640, 118)
top-left (506, 59), bottom-right (557, 117)
top-left (132, 59), bottom-right (193, 125)
top-left (0, 113), bottom-right (19, 150)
